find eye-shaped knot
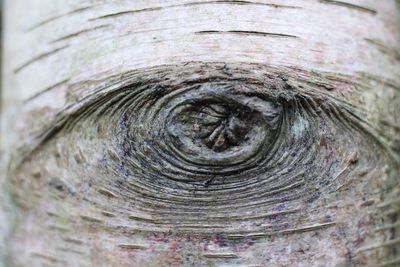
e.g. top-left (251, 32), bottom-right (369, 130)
top-left (162, 85), bottom-right (282, 170)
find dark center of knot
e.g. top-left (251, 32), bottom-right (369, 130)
top-left (180, 103), bottom-right (252, 152)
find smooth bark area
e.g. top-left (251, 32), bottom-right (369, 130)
top-left (1, 0), bottom-right (400, 266)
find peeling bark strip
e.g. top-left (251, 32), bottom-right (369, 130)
top-left (90, 0), bottom-right (301, 20)
top-left (319, 0), bottom-right (377, 14)
top-left (14, 45), bottom-right (69, 74)
top-left (195, 30), bottom-right (299, 39)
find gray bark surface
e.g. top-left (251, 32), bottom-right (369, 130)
top-left (1, 0), bottom-right (400, 266)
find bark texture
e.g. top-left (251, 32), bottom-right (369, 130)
top-left (2, 0), bottom-right (400, 266)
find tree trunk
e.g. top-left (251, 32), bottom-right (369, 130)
top-left (2, 0), bottom-right (400, 266)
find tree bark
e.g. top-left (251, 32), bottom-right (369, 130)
top-left (2, 0), bottom-right (400, 266)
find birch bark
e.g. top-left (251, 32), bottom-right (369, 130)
top-left (2, 0), bottom-right (400, 266)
